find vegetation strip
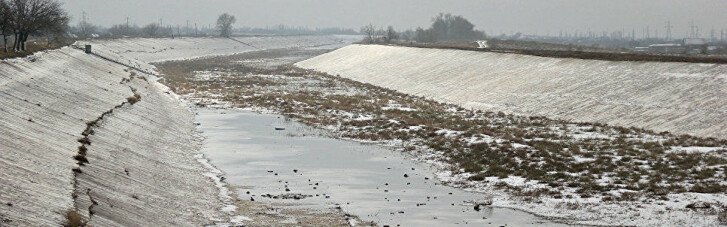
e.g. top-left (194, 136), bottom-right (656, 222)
top-left (387, 42), bottom-right (727, 64)
top-left (68, 72), bottom-right (141, 226)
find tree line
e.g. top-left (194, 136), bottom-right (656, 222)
top-left (0, 4), bottom-right (239, 53)
top-left (361, 13), bottom-right (485, 44)
top-left (71, 13), bottom-right (238, 39)
top-left (238, 25), bottom-right (358, 36)
top-left (0, 0), bottom-right (69, 52)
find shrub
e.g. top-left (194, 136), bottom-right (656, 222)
top-left (81, 128), bottom-right (94, 136)
top-left (78, 146), bottom-right (87, 155)
top-left (690, 183), bottom-right (726, 193)
top-left (719, 208), bottom-right (727, 224)
top-left (126, 93), bottom-right (142, 104)
top-left (462, 161), bottom-right (483, 173)
top-left (74, 155), bottom-right (88, 164)
top-left (77, 138), bottom-right (91, 145)
top-left (618, 192), bottom-right (639, 201)
top-left (468, 173), bottom-right (486, 181)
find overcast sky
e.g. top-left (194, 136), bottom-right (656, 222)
top-left (60, 0), bottom-right (727, 39)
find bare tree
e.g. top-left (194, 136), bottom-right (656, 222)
top-left (360, 24), bottom-right (375, 43)
top-left (42, 14), bottom-right (68, 46)
top-left (375, 27), bottom-right (385, 42)
top-left (0, 0), bottom-right (11, 52)
top-left (142, 23), bottom-right (159, 37)
top-left (8, 0), bottom-right (69, 51)
top-left (216, 13), bottom-right (236, 37)
top-left (108, 24), bottom-right (139, 37)
top-left (75, 20), bottom-right (96, 39)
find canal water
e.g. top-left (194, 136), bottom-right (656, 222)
top-left (196, 108), bottom-right (567, 227)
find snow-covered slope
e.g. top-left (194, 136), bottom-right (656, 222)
top-left (0, 35), bottom-right (357, 226)
top-left (297, 44), bottom-right (727, 139)
top-left (0, 47), bottom-right (223, 226)
top-left (87, 35), bottom-right (360, 63)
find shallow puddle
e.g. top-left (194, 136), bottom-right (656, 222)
top-left (196, 108), bottom-right (567, 226)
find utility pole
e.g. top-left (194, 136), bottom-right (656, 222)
top-left (124, 17), bottom-right (130, 36)
top-left (696, 25), bottom-right (700, 38)
top-left (186, 20), bottom-right (189, 35)
top-left (81, 11), bottom-right (88, 38)
top-left (160, 18), bottom-right (163, 28)
top-left (646, 26), bottom-right (650, 39)
top-left (689, 21), bottom-right (697, 38)
top-left (665, 20), bottom-right (672, 41)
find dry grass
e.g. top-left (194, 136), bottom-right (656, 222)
top-left (719, 208), bottom-right (727, 224)
top-left (0, 41), bottom-right (71, 60)
top-left (63, 210), bottom-right (86, 227)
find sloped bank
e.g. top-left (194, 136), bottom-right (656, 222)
top-left (297, 44), bottom-right (727, 139)
top-left (87, 35), bottom-right (360, 63)
top-left (0, 35), bottom-right (358, 226)
top-left (0, 47), bottom-right (223, 226)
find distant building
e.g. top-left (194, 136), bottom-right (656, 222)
top-left (634, 46), bottom-right (649, 52)
top-left (683, 38), bottom-right (708, 54)
top-left (683, 38), bottom-right (706, 46)
top-left (648, 43), bottom-right (682, 54)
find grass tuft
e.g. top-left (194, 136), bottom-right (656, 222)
top-left (63, 210), bottom-right (87, 227)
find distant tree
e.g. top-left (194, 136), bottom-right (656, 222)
top-left (238, 25), bottom-right (358, 35)
top-left (375, 27), bottom-right (385, 42)
top-left (511, 32), bottom-right (522, 40)
top-left (142, 23), bottom-right (159, 37)
top-left (360, 24), bottom-right (375, 43)
top-left (216, 13), bottom-right (236, 37)
top-left (108, 24), bottom-right (139, 37)
top-left (400, 29), bottom-right (415, 42)
top-left (415, 27), bottom-right (436, 43)
top-left (159, 25), bottom-right (173, 37)
top-left (384, 26), bottom-right (398, 43)
top-left (75, 20), bottom-right (96, 39)
top-left (416, 13), bottom-right (485, 43)
top-left (8, 0), bottom-right (69, 51)
top-left (42, 16), bottom-right (68, 46)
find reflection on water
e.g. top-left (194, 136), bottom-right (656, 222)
top-left (196, 108), bottom-right (567, 227)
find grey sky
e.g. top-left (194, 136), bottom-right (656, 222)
top-left (61, 0), bottom-right (726, 39)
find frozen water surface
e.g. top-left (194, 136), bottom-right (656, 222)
top-left (196, 108), bottom-right (568, 226)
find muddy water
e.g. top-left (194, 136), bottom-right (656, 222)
top-left (196, 109), bottom-right (566, 227)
